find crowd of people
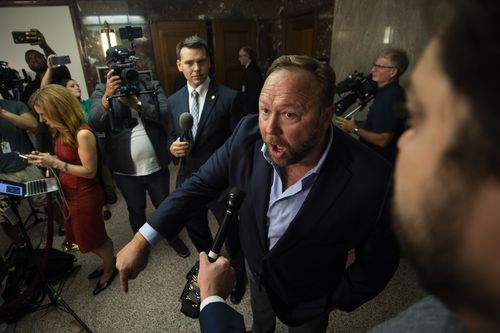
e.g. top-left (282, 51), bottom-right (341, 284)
top-left (1, 0), bottom-right (499, 331)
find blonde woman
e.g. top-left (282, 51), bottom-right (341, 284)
top-left (27, 84), bottom-right (116, 295)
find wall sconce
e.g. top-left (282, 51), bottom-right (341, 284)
top-left (100, 21), bottom-right (117, 56)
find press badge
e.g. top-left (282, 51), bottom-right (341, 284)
top-left (1, 140), bottom-right (12, 154)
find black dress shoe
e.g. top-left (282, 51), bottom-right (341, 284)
top-left (230, 276), bottom-right (247, 304)
top-left (93, 269), bottom-right (118, 296)
top-left (169, 238), bottom-right (190, 258)
top-left (87, 268), bottom-right (104, 280)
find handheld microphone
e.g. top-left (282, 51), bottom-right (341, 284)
top-left (180, 187), bottom-right (246, 318)
top-left (179, 112), bottom-right (193, 142)
top-left (208, 188), bottom-right (245, 262)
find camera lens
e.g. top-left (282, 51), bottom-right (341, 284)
top-left (122, 68), bottom-right (139, 83)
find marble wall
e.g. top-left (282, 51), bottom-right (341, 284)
top-left (330, 0), bottom-right (431, 87)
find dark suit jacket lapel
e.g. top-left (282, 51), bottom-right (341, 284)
top-left (269, 127), bottom-right (352, 256)
top-left (194, 81), bottom-right (218, 143)
top-left (177, 87), bottom-right (190, 120)
top-left (250, 141), bottom-right (273, 251)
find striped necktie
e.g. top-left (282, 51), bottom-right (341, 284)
top-left (191, 90), bottom-right (199, 139)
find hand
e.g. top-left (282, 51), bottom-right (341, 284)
top-left (334, 116), bottom-right (357, 133)
top-left (198, 252), bottom-right (235, 302)
top-left (102, 70), bottom-right (121, 109)
top-left (26, 29), bottom-right (47, 47)
top-left (170, 138), bottom-right (191, 158)
top-left (25, 151), bottom-right (61, 169)
top-left (46, 54), bottom-right (60, 69)
top-left (118, 95), bottom-right (139, 109)
top-left (116, 232), bottom-right (151, 293)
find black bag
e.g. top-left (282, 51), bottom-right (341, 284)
top-left (0, 247), bottom-right (75, 323)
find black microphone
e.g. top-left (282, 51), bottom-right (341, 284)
top-left (179, 112), bottom-right (193, 142)
top-left (179, 187), bottom-right (245, 318)
top-left (208, 187), bottom-right (246, 262)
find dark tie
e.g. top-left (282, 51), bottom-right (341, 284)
top-left (191, 90), bottom-right (199, 139)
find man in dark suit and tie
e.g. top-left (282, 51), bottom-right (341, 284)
top-left (238, 46), bottom-right (263, 115)
top-left (117, 55), bottom-right (398, 332)
top-left (166, 35), bottom-right (247, 304)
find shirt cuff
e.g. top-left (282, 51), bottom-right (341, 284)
top-left (139, 222), bottom-right (162, 246)
top-left (200, 295), bottom-right (225, 312)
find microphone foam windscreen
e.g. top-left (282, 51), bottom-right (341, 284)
top-left (179, 112), bottom-right (194, 130)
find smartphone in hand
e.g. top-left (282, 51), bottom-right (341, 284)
top-left (12, 31), bottom-right (31, 44)
top-left (50, 55), bottom-right (71, 66)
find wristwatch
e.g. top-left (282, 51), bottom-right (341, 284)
top-left (353, 127), bottom-right (359, 135)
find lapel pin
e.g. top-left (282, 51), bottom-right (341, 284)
top-left (211, 95), bottom-right (215, 100)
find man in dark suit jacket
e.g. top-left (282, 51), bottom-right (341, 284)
top-left (117, 55), bottom-right (398, 332)
top-left (238, 46), bottom-right (263, 115)
top-left (167, 35), bottom-right (246, 304)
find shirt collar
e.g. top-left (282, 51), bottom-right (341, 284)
top-left (187, 76), bottom-right (211, 98)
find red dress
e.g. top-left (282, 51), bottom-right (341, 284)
top-left (55, 124), bottom-right (107, 253)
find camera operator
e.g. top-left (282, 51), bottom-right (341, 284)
top-left (335, 49), bottom-right (408, 166)
top-left (89, 45), bottom-right (189, 258)
top-left (19, 29), bottom-right (71, 105)
top-left (0, 96), bottom-right (45, 247)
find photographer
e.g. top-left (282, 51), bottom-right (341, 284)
top-left (89, 45), bottom-right (189, 257)
top-left (335, 49), bottom-right (408, 166)
top-left (0, 97), bottom-right (45, 247)
top-left (19, 29), bottom-right (71, 105)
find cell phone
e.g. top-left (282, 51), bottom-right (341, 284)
top-left (12, 31), bottom-right (31, 44)
top-left (50, 55), bottom-right (71, 66)
top-left (119, 26), bottom-right (143, 40)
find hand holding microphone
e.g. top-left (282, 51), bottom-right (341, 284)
top-left (198, 252), bottom-right (235, 303)
top-left (180, 188), bottom-right (245, 318)
top-left (170, 112), bottom-right (193, 158)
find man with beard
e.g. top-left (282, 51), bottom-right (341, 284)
top-left (370, 0), bottom-right (500, 332)
top-left (20, 29), bottom-right (71, 105)
top-left (116, 55), bottom-right (399, 332)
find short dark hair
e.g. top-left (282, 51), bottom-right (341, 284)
top-left (176, 35), bottom-right (209, 60)
top-left (25, 49), bottom-right (44, 61)
top-left (240, 46), bottom-right (254, 60)
top-left (266, 55), bottom-right (336, 109)
top-left (432, 0), bottom-right (500, 182)
top-left (380, 48), bottom-right (409, 78)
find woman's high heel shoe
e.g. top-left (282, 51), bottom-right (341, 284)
top-left (93, 268), bottom-right (118, 296)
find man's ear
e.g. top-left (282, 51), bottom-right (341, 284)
top-left (176, 59), bottom-right (182, 72)
top-left (323, 105), bottom-right (334, 124)
top-left (390, 68), bottom-right (398, 79)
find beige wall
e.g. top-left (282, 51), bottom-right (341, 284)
top-left (330, 0), bottom-right (432, 117)
top-left (0, 6), bottom-right (89, 99)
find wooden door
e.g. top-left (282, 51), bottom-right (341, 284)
top-left (151, 21), bottom-right (208, 94)
top-left (212, 20), bottom-right (257, 90)
top-left (285, 13), bottom-right (317, 57)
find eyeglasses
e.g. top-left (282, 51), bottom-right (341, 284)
top-left (372, 63), bottom-right (395, 69)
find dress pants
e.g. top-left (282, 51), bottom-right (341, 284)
top-left (114, 169), bottom-right (170, 233)
top-left (247, 263), bottom-right (330, 333)
top-left (177, 176), bottom-right (245, 281)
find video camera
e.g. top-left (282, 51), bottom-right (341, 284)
top-left (106, 45), bottom-right (140, 96)
top-left (335, 71), bottom-right (377, 116)
top-left (0, 61), bottom-right (30, 100)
